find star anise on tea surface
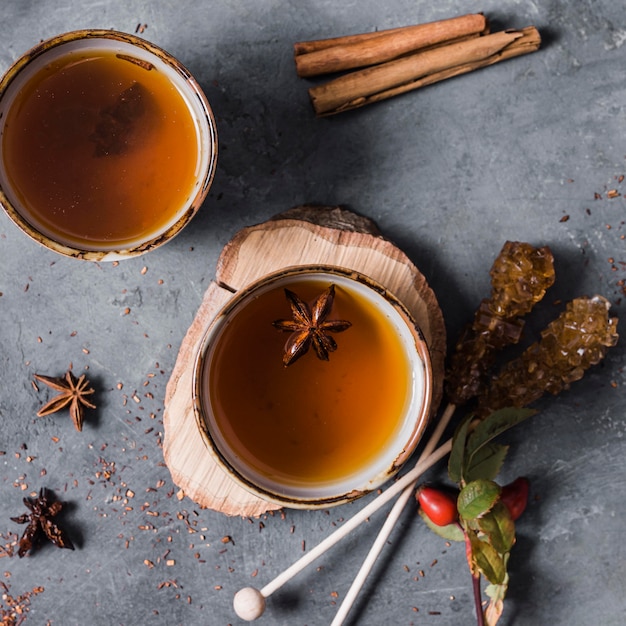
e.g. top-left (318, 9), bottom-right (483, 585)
top-left (34, 370), bottom-right (95, 431)
top-left (272, 284), bottom-right (352, 366)
top-left (91, 81), bottom-right (146, 156)
top-left (10, 488), bottom-right (75, 557)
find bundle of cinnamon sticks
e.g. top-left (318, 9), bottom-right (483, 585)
top-left (293, 13), bottom-right (541, 116)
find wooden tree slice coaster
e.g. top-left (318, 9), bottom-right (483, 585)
top-left (163, 205), bottom-right (446, 517)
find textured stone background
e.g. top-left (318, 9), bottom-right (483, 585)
top-left (0, 1), bottom-right (625, 624)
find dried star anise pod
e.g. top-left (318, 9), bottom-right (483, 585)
top-left (34, 370), bottom-right (95, 431)
top-left (272, 284), bottom-right (352, 366)
top-left (10, 488), bottom-right (75, 557)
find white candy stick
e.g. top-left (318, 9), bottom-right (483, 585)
top-left (233, 405), bottom-right (454, 621)
top-left (331, 403), bottom-right (457, 626)
top-left (234, 436), bottom-right (454, 621)
top-left (262, 437), bottom-right (451, 598)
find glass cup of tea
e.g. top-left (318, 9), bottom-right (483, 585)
top-left (0, 30), bottom-right (217, 261)
top-left (192, 266), bottom-right (434, 509)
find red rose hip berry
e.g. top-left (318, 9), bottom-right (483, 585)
top-left (500, 477), bottom-right (530, 521)
top-left (417, 486), bottom-right (459, 527)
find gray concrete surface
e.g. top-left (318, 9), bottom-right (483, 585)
top-left (1, 1), bottom-right (625, 624)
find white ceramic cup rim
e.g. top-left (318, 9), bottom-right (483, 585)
top-left (0, 29), bottom-right (218, 261)
top-left (192, 266), bottom-right (433, 509)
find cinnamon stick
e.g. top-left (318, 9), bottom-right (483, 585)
top-left (309, 27), bottom-right (541, 117)
top-left (294, 13), bottom-right (489, 77)
top-left (295, 25), bottom-right (425, 56)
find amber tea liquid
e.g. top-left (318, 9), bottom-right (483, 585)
top-left (207, 278), bottom-right (414, 488)
top-left (1, 48), bottom-right (201, 248)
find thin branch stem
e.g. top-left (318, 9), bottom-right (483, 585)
top-left (472, 572), bottom-right (485, 626)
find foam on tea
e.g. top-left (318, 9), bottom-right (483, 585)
top-left (1, 47), bottom-right (201, 249)
top-left (204, 275), bottom-right (422, 493)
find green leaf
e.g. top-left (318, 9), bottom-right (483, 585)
top-left (468, 532), bottom-right (506, 585)
top-left (465, 408), bottom-right (536, 466)
top-left (463, 442), bottom-right (509, 483)
top-left (477, 502), bottom-right (516, 554)
top-left (457, 479), bottom-right (501, 520)
top-left (448, 413), bottom-right (473, 484)
top-left (418, 508), bottom-right (465, 542)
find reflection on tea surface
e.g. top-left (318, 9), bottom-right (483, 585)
top-left (2, 49), bottom-right (200, 248)
top-left (209, 279), bottom-right (413, 487)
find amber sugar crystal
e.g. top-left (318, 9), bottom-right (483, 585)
top-left (208, 279), bottom-right (413, 487)
top-left (478, 295), bottom-right (619, 415)
top-left (446, 241), bottom-right (556, 406)
top-left (2, 49), bottom-right (200, 248)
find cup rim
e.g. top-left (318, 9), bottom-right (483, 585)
top-left (0, 29), bottom-right (218, 261)
top-left (192, 265), bottom-right (433, 509)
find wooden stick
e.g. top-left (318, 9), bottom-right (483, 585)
top-left (310, 26), bottom-right (541, 116)
top-left (330, 403), bottom-right (457, 626)
top-left (233, 435), bottom-right (455, 620)
top-left (262, 439), bottom-right (451, 597)
top-left (294, 13), bottom-right (488, 77)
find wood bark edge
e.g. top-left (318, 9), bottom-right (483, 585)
top-left (163, 206), bottom-right (447, 516)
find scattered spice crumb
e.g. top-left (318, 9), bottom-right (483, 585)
top-left (0, 581), bottom-right (45, 624)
